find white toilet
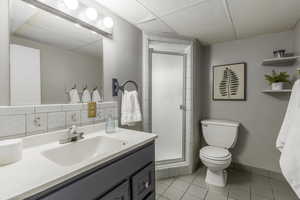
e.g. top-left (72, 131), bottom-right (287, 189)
top-left (200, 119), bottom-right (240, 187)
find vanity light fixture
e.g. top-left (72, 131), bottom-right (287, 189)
top-left (103, 17), bottom-right (114, 28)
top-left (85, 7), bottom-right (98, 21)
top-left (63, 0), bottom-right (78, 10)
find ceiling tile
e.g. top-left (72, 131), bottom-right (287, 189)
top-left (95, 0), bottom-right (154, 24)
top-left (137, 19), bottom-right (176, 34)
top-left (162, 0), bottom-right (235, 44)
top-left (228, 0), bottom-right (300, 39)
top-left (138, 0), bottom-right (205, 16)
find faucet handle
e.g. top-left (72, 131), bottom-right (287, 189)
top-left (69, 125), bottom-right (77, 134)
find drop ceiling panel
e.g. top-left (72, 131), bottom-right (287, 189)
top-left (137, 19), bottom-right (176, 34)
top-left (138, 0), bottom-right (206, 16)
top-left (228, 0), bottom-right (300, 39)
top-left (162, 0), bottom-right (235, 43)
top-left (95, 0), bottom-right (154, 24)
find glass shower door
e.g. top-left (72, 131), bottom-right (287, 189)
top-left (150, 50), bottom-right (186, 164)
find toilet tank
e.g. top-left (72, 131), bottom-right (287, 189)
top-left (201, 119), bottom-right (240, 148)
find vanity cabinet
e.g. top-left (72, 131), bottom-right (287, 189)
top-left (26, 143), bottom-right (155, 200)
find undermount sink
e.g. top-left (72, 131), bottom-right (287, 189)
top-left (42, 136), bottom-right (126, 166)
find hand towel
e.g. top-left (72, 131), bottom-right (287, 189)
top-left (81, 89), bottom-right (91, 103)
top-left (69, 89), bottom-right (80, 104)
top-left (92, 89), bottom-right (102, 102)
top-left (121, 90), bottom-right (142, 126)
top-left (277, 79), bottom-right (300, 198)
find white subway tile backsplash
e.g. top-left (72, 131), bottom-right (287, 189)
top-left (26, 113), bottom-right (47, 134)
top-left (0, 106), bottom-right (34, 115)
top-left (97, 101), bottom-right (117, 109)
top-left (62, 104), bottom-right (83, 111)
top-left (0, 115), bottom-right (26, 137)
top-left (35, 104), bottom-right (62, 113)
top-left (0, 101), bottom-right (118, 139)
top-left (95, 109), bottom-right (105, 122)
top-left (81, 111), bottom-right (95, 125)
top-left (48, 112), bottom-right (66, 130)
top-left (66, 111), bottom-right (81, 126)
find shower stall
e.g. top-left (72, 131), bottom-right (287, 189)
top-left (142, 35), bottom-right (200, 177)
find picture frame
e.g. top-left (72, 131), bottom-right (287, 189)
top-left (212, 62), bottom-right (247, 101)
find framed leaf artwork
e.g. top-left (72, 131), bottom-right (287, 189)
top-left (212, 62), bottom-right (246, 101)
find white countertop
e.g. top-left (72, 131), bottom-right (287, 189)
top-left (0, 124), bottom-right (157, 200)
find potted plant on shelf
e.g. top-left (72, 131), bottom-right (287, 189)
top-left (264, 70), bottom-right (291, 91)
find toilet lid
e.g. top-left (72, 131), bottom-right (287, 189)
top-left (200, 146), bottom-right (231, 160)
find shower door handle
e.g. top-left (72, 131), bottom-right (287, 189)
top-left (179, 105), bottom-right (186, 111)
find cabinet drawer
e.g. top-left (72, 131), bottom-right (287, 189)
top-left (99, 181), bottom-right (130, 200)
top-left (132, 163), bottom-right (155, 200)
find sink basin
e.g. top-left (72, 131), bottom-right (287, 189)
top-left (42, 136), bottom-right (126, 166)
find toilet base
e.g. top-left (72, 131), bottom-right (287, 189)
top-left (205, 169), bottom-right (228, 187)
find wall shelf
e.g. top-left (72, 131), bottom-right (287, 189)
top-left (262, 56), bottom-right (299, 66)
top-left (262, 89), bottom-right (292, 93)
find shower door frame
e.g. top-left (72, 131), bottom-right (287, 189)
top-left (149, 48), bottom-right (187, 165)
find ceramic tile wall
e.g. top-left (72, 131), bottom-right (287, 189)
top-left (0, 101), bottom-right (118, 139)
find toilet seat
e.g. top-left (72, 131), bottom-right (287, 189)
top-left (200, 146), bottom-right (231, 161)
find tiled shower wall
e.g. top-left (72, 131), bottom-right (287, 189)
top-left (0, 101), bottom-right (118, 139)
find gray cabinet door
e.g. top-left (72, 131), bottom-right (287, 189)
top-left (99, 181), bottom-right (130, 200)
top-left (131, 163), bottom-right (155, 200)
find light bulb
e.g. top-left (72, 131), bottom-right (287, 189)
top-left (85, 7), bottom-right (98, 21)
top-left (63, 0), bottom-right (78, 10)
top-left (103, 17), bottom-right (114, 28)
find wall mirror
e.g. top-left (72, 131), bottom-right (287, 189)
top-left (9, 0), bottom-right (104, 105)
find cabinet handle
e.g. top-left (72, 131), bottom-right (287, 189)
top-left (144, 181), bottom-right (149, 188)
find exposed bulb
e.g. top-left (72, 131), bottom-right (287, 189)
top-left (103, 17), bottom-right (114, 28)
top-left (63, 0), bottom-right (78, 10)
top-left (85, 7), bottom-right (98, 21)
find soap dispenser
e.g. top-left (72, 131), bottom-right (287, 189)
top-left (105, 114), bottom-right (117, 133)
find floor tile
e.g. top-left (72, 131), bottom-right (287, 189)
top-left (228, 188), bottom-right (251, 200)
top-left (176, 173), bottom-right (197, 184)
top-left (156, 178), bottom-right (175, 194)
top-left (156, 168), bottom-right (298, 200)
top-left (250, 174), bottom-right (273, 198)
top-left (185, 184), bottom-right (208, 199)
top-left (205, 191), bottom-right (227, 200)
top-left (181, 193), bottom-right (202, 200)
top-left (192, 174), bottom-right (209, 189)
top-left (171, 179), bottom-right (190, 191)
top-left (163, 186), bottom-right (186, 200)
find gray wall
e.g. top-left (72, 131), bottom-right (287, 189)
top-left (295, 21), bottom-right (300, 55)
top-left (203, 31), bottom-right (297, 172)
top-left (0, 0), bottom-right (10, 105)
top-left (102, 16), bottom-right (143, 102)
top-left (101, 7), bottom-right (143, 130)
top-left (11, 36), bottom-right (102, 104)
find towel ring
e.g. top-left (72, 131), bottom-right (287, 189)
top-left (112, 78), bottom-right (138, 96)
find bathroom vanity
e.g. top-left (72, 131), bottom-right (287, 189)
top-left (0, 124), bottom-right (157, 200)
top-left (27, 144), bottom-right (155, 200)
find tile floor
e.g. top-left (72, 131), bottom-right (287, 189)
top-left (156, 167), bottom-right (298, 200)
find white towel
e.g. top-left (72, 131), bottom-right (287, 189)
top-left (69, 89), bottom-right (80, 104)
top-left (81, 89), bottom-right (91, 103)
top-left (92, 89), bottom-right (102, 102)
top-left (277, 79), bottom-right (300, 198)
top-left (121, 90), bottom-right (142, 126)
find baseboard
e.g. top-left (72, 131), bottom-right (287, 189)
top-left (229, 162), bottom-right (286, 181)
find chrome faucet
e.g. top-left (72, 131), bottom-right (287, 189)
top-left (59, 125), bottom-right (84, 144)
